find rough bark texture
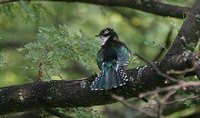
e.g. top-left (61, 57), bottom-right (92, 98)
top-left (0, 0), bottom-right (190, 19)
top-left (166, 0), bottom-right (200, 56)
top-left (0, 53), bottom-right (198, 114)
top-left (0, 0), bottom-right (200, 115)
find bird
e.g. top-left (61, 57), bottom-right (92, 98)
top-left (90, 28), bottom-right (131, 90)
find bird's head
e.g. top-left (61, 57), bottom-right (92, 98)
top-left (95, 28), bottom-right (118, 46)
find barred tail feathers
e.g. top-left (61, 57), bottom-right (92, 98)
top-left (91, 63), bottom-right (128, 90)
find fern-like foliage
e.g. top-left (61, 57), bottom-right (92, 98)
top-left (0, 52), bottom-right (6, 69)
top-left (18, 25), bottom-right (99, 78)
top-left (0, 1), bottom-right (45, 24)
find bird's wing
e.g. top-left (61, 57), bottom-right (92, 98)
top-left (96, 48), bottom-right (105, 70)
top-left (114, 44), bottom-right (131, 66)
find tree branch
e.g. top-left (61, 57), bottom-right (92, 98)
top-left (165, 0), bottom-right (200, 57)
top-left (0, 0), bottom-right (190, 19)
top-left (153, 26), bottom-right (173, 61)
top-left (0, 40), bottom-right (28, 49)
top-left (45, 108), bottom-right (73, 118)
top-left (0, 0), bottom-right (200, 115)
top-left (112, 94), bottom-right (156, 117)
top-left (0, 52), bottom-right (199, 114)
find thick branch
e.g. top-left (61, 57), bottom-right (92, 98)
top-left (1, 0), bottom-right (190, 19)
top-left (165, 0), bottom-right (200, 56)
top-left (0, 0), bottom-right (200, 115)
top-left (0, 40), bottom-right (28, 49)
top-left (0, 52), bottom-right (198, 114)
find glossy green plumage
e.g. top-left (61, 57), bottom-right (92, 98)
top-left (91, 28), bottom-right (131, 90)
top-left (114, 45), bottom-right (131, 66)
top-left (97, 43), bottom-right (131, 70)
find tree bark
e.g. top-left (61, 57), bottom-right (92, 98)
top-left (0, 53), bottom-right (198, 114)
top-left (0, 0), bottom-right (200, 115)
top-left (0, 0), bottom-right (190, 19)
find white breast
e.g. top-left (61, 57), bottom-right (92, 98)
top-left (99, 35), bottom-right (110, 46)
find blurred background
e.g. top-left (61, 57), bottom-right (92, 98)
top-left (0, 0), bottom-right (198, 118)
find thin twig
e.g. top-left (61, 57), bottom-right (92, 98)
top-left (143, 95), bottom-right (199, 109)
top-left (155, 98), bottom-right (163, 118)
top-left (37, 62), bottom-right (43, 81)
top-left (167, 62), bottom-right (197, 75)
top-left (139, 81), bottom-right (200, 98)
top-left (44, 68), bottom-right (52, 80)
top-left (158, 90), bottom-right (177, 118)
top-left (45, 108), bottom-right (73, 118)
top-left (153, 26), bottom-right (173, 61)
top-left (165, 95), bottom-right (199, 105)
top-left (58, 74), bottom-right (65, 80)
top-left (112, 94), bottom-right (157, 117)
top-left (161, 90), bottom-right (177, 103)
top-left (139, 81), bottom-right (200, 117)
top-left (135, 53), bottom-right (179, 82)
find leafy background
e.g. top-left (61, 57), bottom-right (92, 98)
top-left (0, 0), bottom-right (199, 118)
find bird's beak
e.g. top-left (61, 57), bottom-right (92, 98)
top-left (95, 34), bottom-right (99, 37)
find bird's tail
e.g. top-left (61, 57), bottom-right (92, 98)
top-left (90, 62), bottom-right (128, 90)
